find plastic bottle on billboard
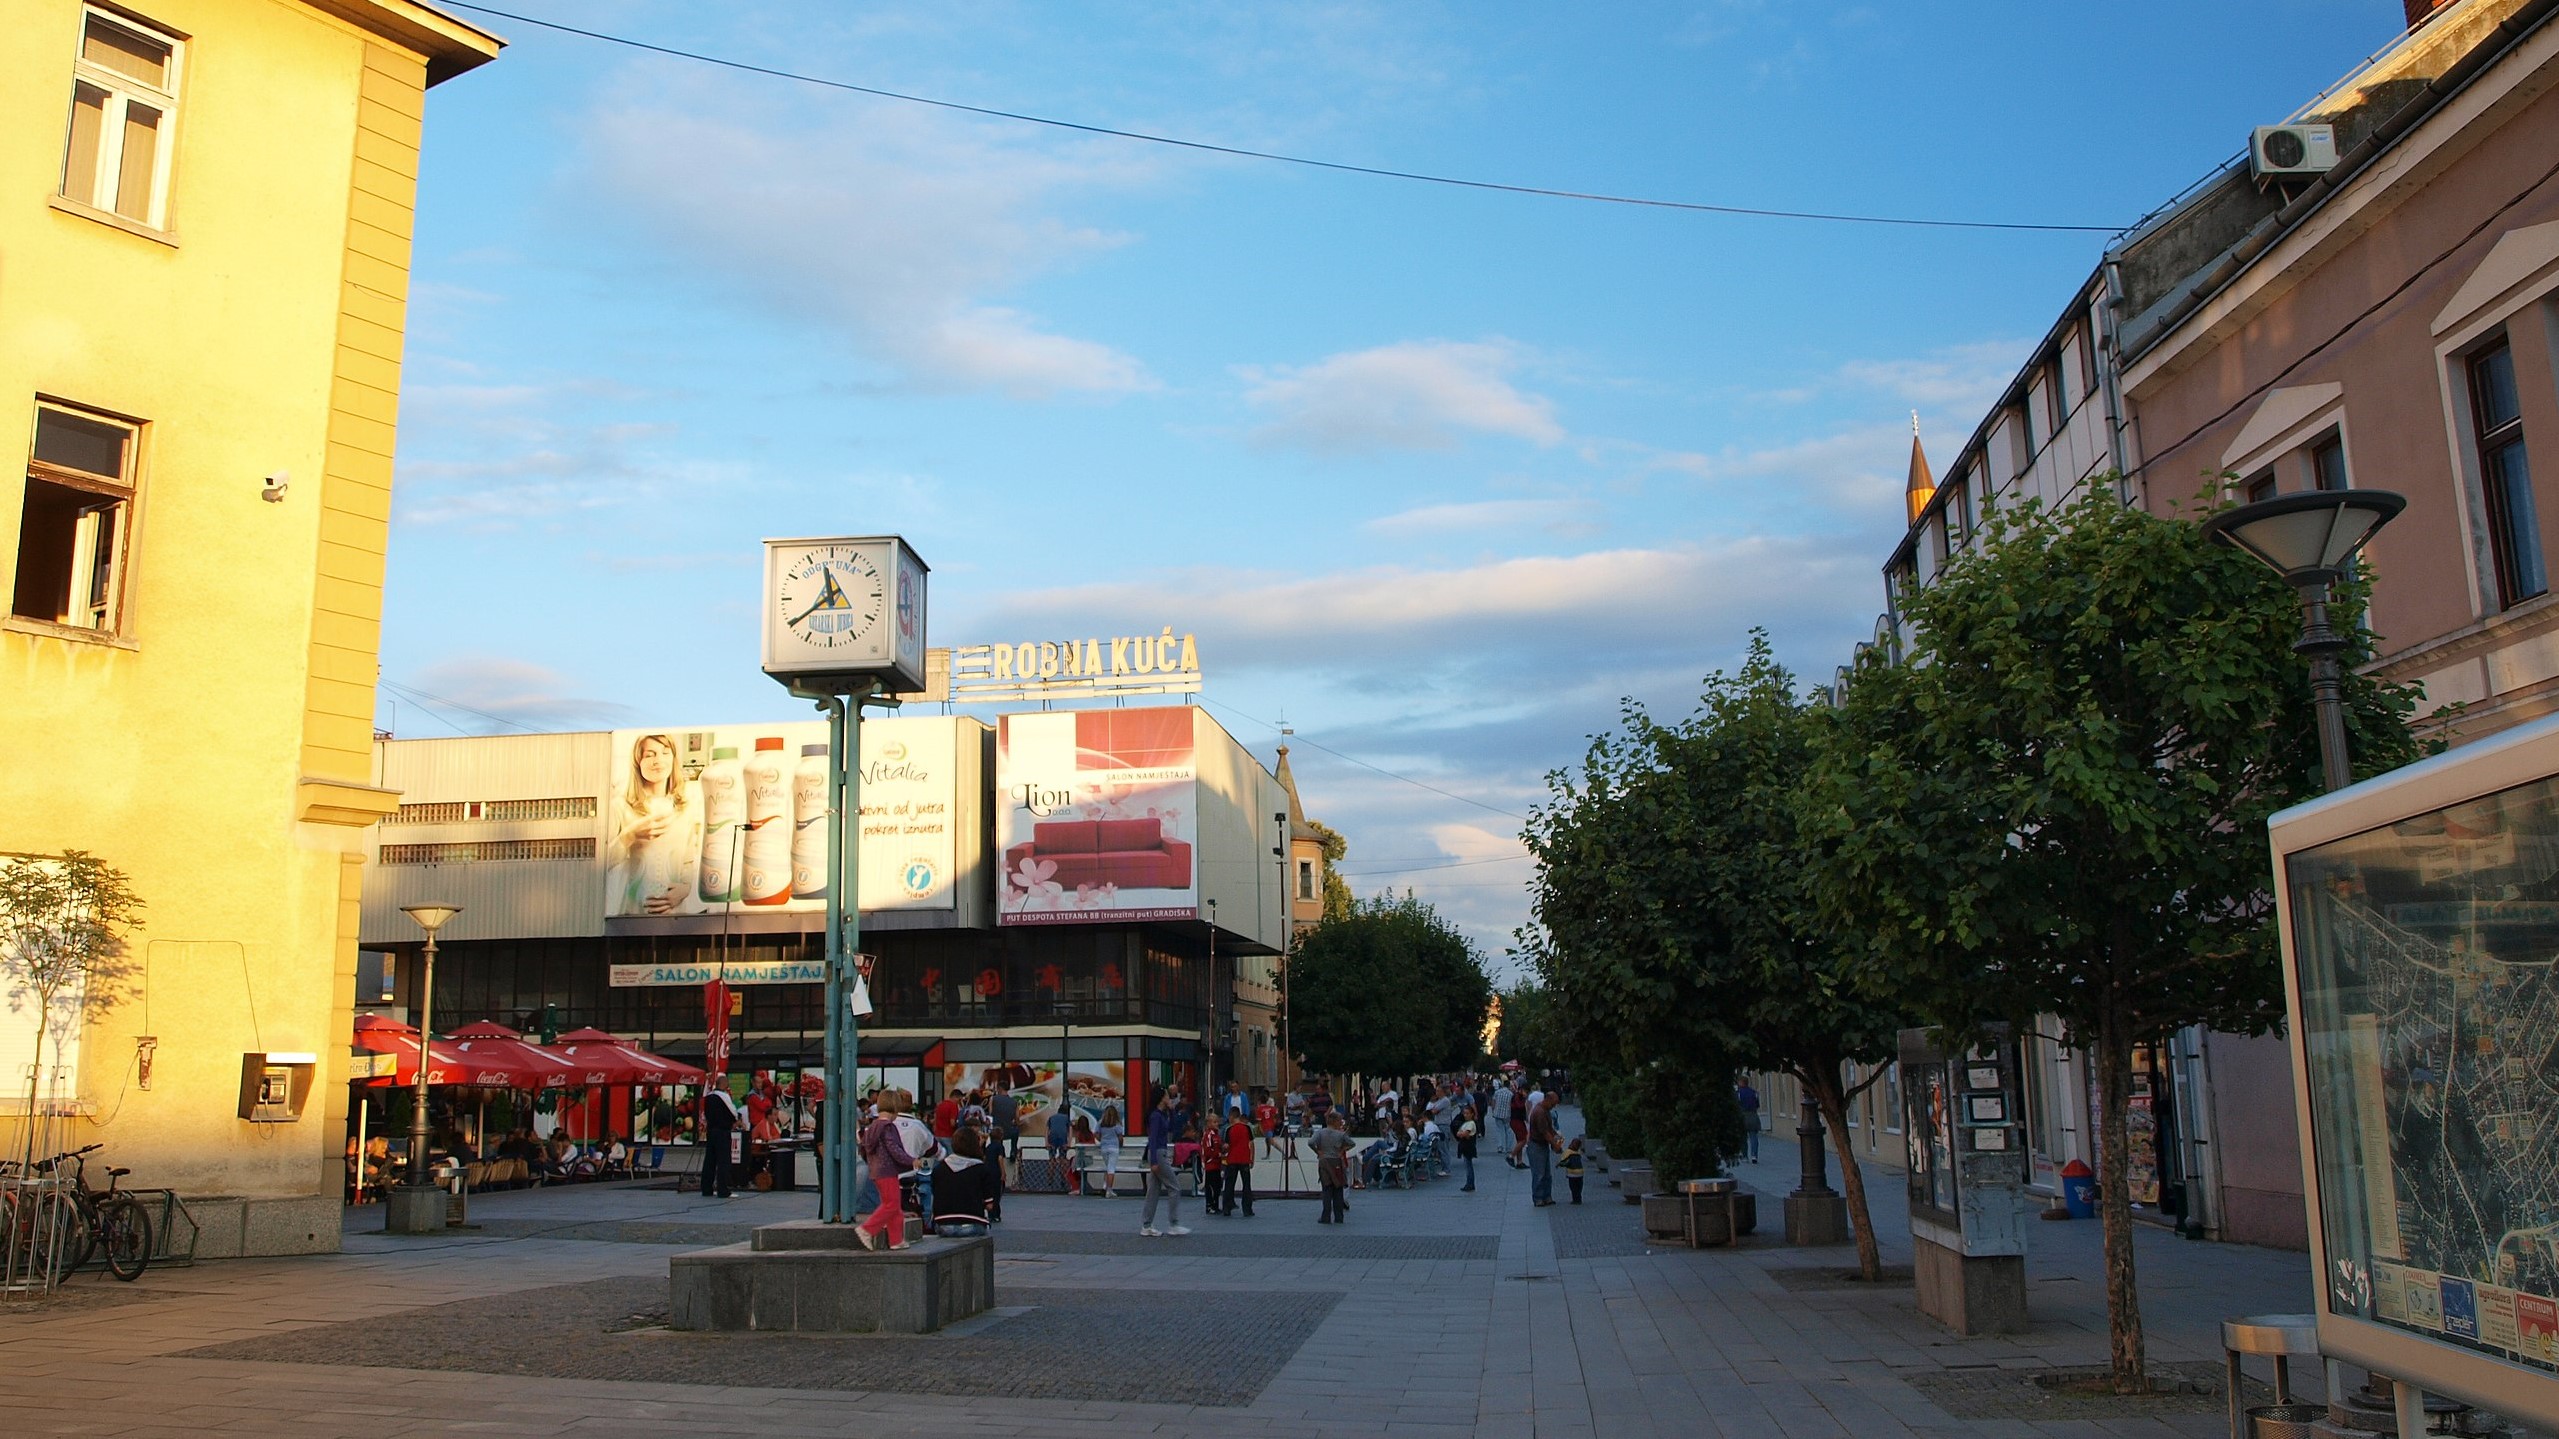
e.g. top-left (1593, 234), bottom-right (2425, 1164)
top-left (743, 737), bottom-right (792, 905)
top-left (698, 746), bottom-right (744, 904)
top-left (792, 743), bottom-right (829, 901)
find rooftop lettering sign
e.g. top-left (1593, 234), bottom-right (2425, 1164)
top-left (943, 629), bottom-right (1202, 704)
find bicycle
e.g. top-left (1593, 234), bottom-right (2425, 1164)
top-left (0, 1168), bottom-right (83, 1289)
top-left (6, 1145), bottom-right (151, 1282)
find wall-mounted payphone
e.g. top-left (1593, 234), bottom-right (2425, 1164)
top-left (237, 1052), bottom-right (318, 1122)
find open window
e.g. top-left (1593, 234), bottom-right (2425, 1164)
top-left (14, 404), bottom-right (139, 634)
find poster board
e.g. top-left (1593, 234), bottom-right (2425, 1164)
top-left (2272, 714), bottom-right (2559, 1427)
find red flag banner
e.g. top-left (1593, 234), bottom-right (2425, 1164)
top-left (703, 979), bottom-right (732, 1082)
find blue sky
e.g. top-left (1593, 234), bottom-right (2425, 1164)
top-left (378, 0), bottom-right (2409, 965)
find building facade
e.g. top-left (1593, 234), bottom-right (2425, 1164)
top-left (357, 706), bottom-right (1303, 1144)
top-left (1792, 0), bottom-right (2558, 1251)
top-left (0, 0), bottom-right (496, 1255)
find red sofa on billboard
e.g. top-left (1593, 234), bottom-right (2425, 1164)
top-left (1005, 818), bottom-right (1192, 890)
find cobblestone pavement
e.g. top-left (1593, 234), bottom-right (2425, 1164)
top-left (0, 1111), bottom-right (2363, 1438)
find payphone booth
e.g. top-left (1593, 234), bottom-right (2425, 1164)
top-left (1901, 1025), bottom-right (2030, 1335)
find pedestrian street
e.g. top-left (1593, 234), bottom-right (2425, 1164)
top-left (0, 1109), bottom-right (2326, 1439)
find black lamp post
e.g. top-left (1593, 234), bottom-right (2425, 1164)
top-left (399, 903), bottom-right (460, 1188)
top-left (2200, 489), bottom-right (2406, 793)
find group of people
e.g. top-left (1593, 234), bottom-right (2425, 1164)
top-left (346, 1123), bottom-right (636, 1203)
top-left (848, 1087), bottom-right (1006, 1251)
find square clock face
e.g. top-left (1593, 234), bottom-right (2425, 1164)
top-left (761, 536), bottom-right (927, 688)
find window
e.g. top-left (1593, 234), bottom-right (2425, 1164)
top-left (378, 838), bottom-right (597, 864)
top-left (2469, 338), bottom-right (2543, 609)
top-left (14, 404), bottom-right (138, 632)
top-left (2076, 322), bottom-right (2100, 398)
top-left (2311, 433), bottom-right (2349, 492)
top-left (1948, 469), bottom-right (1974, 543)
top-left (2244, 469), bottom-right (2277, 504)
top-left (2043, 359), bottom-right (2068, 436)
top-left (1295, 857), bottom-right (1315, 902)
top-left (60, 8), bottom-right (181, 229)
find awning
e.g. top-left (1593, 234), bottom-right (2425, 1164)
top-left (858, 1039), bottom-right (937, 1063)
top-left (551, 1027), bottom-right (705, 1085)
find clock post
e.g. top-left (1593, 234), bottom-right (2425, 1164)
top-left (761, 536), bottom-right (929, 1225)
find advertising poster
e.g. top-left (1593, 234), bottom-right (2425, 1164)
top-left (2481, 1286), bottom-right (2523, 1353)
top-left (604, 718), bottom-right (957, 919)
top-left (942, 1060), bottom-right (1065, 1137)
top-left (1064, 1060), bottom-right (1129, 1127)
top-left (2516, 1294), bottom-right (2559, 1363)
top-left (2442, 1277), bottom-right (2480, 1342)
top-left (2405, 1270), bottom-right (2446, 1332)
top-left (996, 708), bottom-right (1196, 925)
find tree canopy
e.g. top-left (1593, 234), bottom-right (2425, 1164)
top-left (1287, 892), bottom-right (1490, 1079)
top-left (1804, 487), bottom-right (2424, 1384)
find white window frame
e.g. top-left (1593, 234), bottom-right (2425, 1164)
top-left (60, 5), bottom-right (183, 231)
top-left (1295, 857), bottom-right (1315, 903)
top-left (15, 401), bottom-right (143, 638)
top-left (2430, 239), bottom-right (2559, 624)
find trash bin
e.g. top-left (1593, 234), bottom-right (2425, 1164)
top-left (2245, 1403), bottom-right (2327, 1438)
top-left (2059, 1159), bottom-right (2096, 1219)
top-left (766, 1147), bottom-right (797, 1192)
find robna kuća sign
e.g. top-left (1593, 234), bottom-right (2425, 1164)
top-left (943, 630), bottom-right (1202, 703)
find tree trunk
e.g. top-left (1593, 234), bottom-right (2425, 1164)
top-left (2095, 1006), bottom-right (2148, 1391)
top-left (1806, 1067), bottom-right (1883, 1282)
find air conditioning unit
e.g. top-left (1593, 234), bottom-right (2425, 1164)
top-left (2250, 124), bottom-right (2338, 179)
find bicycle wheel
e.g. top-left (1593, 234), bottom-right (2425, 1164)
top-left (5, 1190), bottom-right (87, 1287)
top-left (96, 1196), bottom-right (152, 1281)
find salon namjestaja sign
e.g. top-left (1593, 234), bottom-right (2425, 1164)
top-left (2270, 713), bottom-right (2559, 1430)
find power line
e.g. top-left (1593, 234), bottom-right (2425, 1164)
top-left (442, 2), bottom-right (2123, 236)
top-left (381, 679), bottom-right (546, 735)
top-left (1199, 697), bottom-right (1530, 822)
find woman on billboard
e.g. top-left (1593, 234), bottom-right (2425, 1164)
top-left (613, 733), bottom-right (697, 915)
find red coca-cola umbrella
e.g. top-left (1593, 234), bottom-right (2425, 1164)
top-left (352, 1022), bottom-right (497, 1088)
top-left (441, 1020), bottom-right (576, 1088)
top-left (554, 1027), bottom-right (705, 1084)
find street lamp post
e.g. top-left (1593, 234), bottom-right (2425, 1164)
top-left (2201, 489), bottom-right (2405, 793)
top-left (386, 903), bottom-right (460, 1235)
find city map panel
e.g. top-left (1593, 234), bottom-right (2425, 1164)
top-left (2289, 773), bottom-right (2559, 1378)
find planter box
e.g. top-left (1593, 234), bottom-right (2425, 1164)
top-left (1640, 1188), bottom-right (1758, 1245)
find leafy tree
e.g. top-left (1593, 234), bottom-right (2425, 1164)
top-left (0, 851), bottom-right (144, 1165)
top-left (1303, 819), bottom-right (1354, 922)
top-left (1490, 981), bottom-right (1558, 1070)
top-left (1803, 488), bottom-right (2423, 1387)
top-left (1524, 634), bottom-right (1901, 1275)
top-left (1288, 893), bottom-right (1490, 1080)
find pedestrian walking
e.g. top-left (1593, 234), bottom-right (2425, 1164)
top-left (991, 1080), bottom-right (1021, 1170)
top-left (855, 1092), bottom-right (916, 1250)
top-left (1500, 1080), bottom-right (1528, 1167)
top-left (1525, 1089), bottom-right (1561, 1206)
top-left (1140, 1089), bottom-right (1190, 1237)
top-left (1736, 1079), bottom-right (1762, 1163)
top-left (1046, 1100), bottom-right (1073, 1191)
top-left (699, 1084), bottom-right (740, 1198)
top-left (1562, 1136), bottom-right (1587, 1204)
top-left (1096, 1105), bottom-right (1125, 1198)
top-left (1256, 1095), bottom-right (1282, 1160)
top-left (1199, 1115), bottom-right (1225, 1216)
top-left (1312, 1111), bottom-right (1353, 1223)
top-left (1221, 1109), bottom-right (1255, 1216)
top-left (1455, 1103), bottom-right (1479, 1191)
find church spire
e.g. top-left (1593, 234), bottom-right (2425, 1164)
top-left (1904, 412), bottom-right (1936, 526)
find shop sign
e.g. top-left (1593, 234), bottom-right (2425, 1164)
top-left (608, 960), bottom-right (826, 987)
top-left (946, 629), bottom-right (1201, 703)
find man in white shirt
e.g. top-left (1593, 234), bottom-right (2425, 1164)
top-left (894, 1095), bottom-right (940, 1235)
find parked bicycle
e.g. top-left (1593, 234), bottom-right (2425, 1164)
top-left (1, 1144), bottom-right (151, 1283)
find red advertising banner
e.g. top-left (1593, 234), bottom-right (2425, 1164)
top-left (703, 979), bottom-right (732, 1081)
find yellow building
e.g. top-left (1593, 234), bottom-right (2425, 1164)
top-left (0, 1), bottom-right (497, 1255)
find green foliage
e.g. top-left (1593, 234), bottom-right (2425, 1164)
top-left (0, 850), bottom-right (144, 1137)
top-left (1575, 1066), bottom-right (1644, 1156)
top-left (1806, 488), bottom-right (2423, 1051)
top-left (1627, 1061), bottom-right (1744, 1183)
top-left (1490, 981), bottom-right (1558, 1070)
top-left (1287, 892), bottom-right (1491, 1078)
top-left (1802, 486), bottom-right (2426, 1380)
top-left (1521, 632), bottom-right (1897, 1227)
top-left (1303, 819), bottom-right (1355, 922)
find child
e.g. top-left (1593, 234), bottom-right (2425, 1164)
top-left (1562, 1136), bottom-right (1587, 1204)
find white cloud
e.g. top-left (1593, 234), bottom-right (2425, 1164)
top-left (1834, 338), bottom-right (2031, 415)
top-left (1652, 422), bottom-right (1913, 516)
top-left (582, 72), bottom-right (1154, 399)
top-left (1242, 340), bottom-right (1562, 453)
top-left (1362, 497), bottom-right (1599, 538)
top-left (389, 656), bottom-right (633, 734)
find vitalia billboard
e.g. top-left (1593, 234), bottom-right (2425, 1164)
top-left (602, 717), bottom-right (960, 918)
top-left (996, 708), bottom-right (1197, 925)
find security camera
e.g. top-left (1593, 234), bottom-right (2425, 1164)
top-left (261, 471), bottom-right (289, 503)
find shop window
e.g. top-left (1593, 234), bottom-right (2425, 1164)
top-left (60, 8), bottom-right (181, 229)
top-left (2468, 337), bottom-right (2543, 609)
top-left (14, 403), bottom-right (137, 633)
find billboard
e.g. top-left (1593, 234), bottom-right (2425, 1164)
top-left (2273, 715), bottom-right (2559, 1429)
top-left (603, 717), bottom-right (959, 918)
top-left (995, 708), bottom-right (1196, 925)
